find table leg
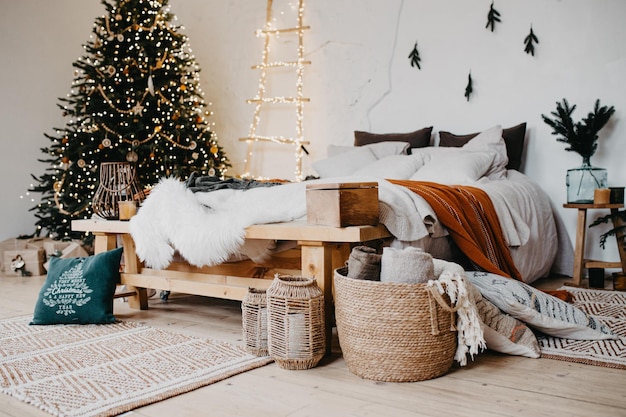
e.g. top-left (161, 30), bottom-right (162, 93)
top-left (611, 208), bottom-right (626, 274)
top-left (572, 208), bottom-right (588, 286)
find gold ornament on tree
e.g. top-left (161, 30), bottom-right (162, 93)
top-left (126, 151), bottom-right (138, 162)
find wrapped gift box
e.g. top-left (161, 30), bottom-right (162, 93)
top-left (4, 248), bottom-right (46, 276)
top-left (1, 237), bottom-right (31, 273)
top-left (43, 241), bottom-right (89, 272)
top-left (1, 237), bottom-right (90, 276)
top-left (306, 182), bottom-right (379, 227)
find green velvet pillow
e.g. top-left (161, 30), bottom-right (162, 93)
top-left (30, 247), bottom-right (123, 325)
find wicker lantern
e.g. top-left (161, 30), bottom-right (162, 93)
top-left (241, 288), bottom-right (269, 356)
top-left (92, 162), bottom-right (145, 219)
top-left (266, 275), bottom-right (325, 370)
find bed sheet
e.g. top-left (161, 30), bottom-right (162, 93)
top-left (381, 171), bottom-right (571, 283)
top-left (129, 170), bottom-right (571, 285)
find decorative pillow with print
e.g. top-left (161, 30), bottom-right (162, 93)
top-left (468, 281), bottom-right (540, 358)
top-left (30, 247), bottom-right (123, 325)
top-left (467, 271), bottom-right (616, 340)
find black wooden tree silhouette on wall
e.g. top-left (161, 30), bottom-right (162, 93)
top-left (30, 0), bottom-right (230, 240)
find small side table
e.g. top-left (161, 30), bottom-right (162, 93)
top-left (564, 203), bottom-right (626, 287)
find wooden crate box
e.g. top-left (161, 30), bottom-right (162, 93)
top-left (306, 182), bottom-right (378, 227)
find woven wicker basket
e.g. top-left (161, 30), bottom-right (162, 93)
top-left (241, 288), bottom-right (268, 356)
top-left (266, 275), bottom-right (325, 370)
top-left (334, 267), bottom-right (457, 382)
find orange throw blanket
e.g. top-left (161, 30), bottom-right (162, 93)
top-left (388, 180), bottom-right (522, 281)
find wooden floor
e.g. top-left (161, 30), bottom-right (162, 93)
top-left (1, 272), bottom-right (625, 417)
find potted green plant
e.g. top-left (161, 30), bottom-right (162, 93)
top-left (542, 98), bottom-right (615, 203)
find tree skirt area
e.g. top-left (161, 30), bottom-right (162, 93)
top-left (538, 287), bottom-right (626, 369)
top-left (0, 316), bottom-right (273, 417)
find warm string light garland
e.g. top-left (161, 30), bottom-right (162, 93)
top-left (240, 0), bottom-right (310, 181)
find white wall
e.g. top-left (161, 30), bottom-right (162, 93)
top-left (2, 0), bottom-right (625, 265)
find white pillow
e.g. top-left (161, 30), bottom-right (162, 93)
top-left (313, 146), bottom-right (377, 178)
top-left (461, 125), bottom-right (508, 180)
top-left (328, 141), bottom-right (410, 159)
top-left (409, 147), bottom-right (496, 184)
top-left (467, 271), bottom-right (616, 340)
top-left (352, 154), bottom-right (426, 179)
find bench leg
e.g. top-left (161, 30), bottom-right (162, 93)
top-left (120, 234), bottom-right (148, 310)
top-left (300, 242), bottom-right (350, 355)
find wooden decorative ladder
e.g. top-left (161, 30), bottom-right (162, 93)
top-left (240, 0), bottom-right (310, 181)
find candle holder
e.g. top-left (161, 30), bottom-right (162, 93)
top-left (92, 162), bottom-right (145, 219)
top-left (594, 188), bottom-right (610, 205)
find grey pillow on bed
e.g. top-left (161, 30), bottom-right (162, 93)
top-left (439, 123), bottom-right (526, 171)
top-left (315, 142), bottom-right (410, 178)
top-left (352, 154), bottom-right (426, 179)
top-left (354, 127), bottom-right (433, 149)
top-left (313, 146), bottom-right (378, 178)
top-left (328, 141), bottom-right (410, 159)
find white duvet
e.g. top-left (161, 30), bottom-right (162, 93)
top-left (129, 169), bottom-right (572, 284)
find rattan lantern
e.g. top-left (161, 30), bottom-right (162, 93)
top-left (241, 288), bottom-right (269, 356)
top-left (92, 162), bottom-right (145, 219)
top-left (266, 274), bottom-right (325, 370)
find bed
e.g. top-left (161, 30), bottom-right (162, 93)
top-left (128, 124), bottom-right (573, 285)
top-left (73, 124), bottom-right (574, 353)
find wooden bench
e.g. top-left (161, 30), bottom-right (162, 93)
top-left (71, 219), bottom-right (391, 351)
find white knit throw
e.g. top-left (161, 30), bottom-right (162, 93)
top-left (427, 272), bottom-right (486, 366)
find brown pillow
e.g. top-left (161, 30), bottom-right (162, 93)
top-left (354, 127), bottom-right (433, 150)
top-left (438, 123), bottom-right (526, 171)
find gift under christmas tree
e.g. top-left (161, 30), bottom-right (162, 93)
top-left (30, 0), bottom-right (230, 240)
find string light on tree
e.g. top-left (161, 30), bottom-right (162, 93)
top-left (240, 0), bottom-right (310, 181)
top-left (30, 0), bottom-right (230, 240)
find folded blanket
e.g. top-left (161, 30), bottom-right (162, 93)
top-left (347, 245), bottom-right (381, 281)
top-left (427, 271), bottom-right (486, 366)
top-left (388, 180), bottom-right (521, 280)
top-left (380, 246), bottom-right (436, 284)
top-left (185, 173), bottom-right (286, 193)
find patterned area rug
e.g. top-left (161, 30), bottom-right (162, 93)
top-left (0, 316), bottom-right (273, 417)
top-left (538, 287), bottom-right (626, 369)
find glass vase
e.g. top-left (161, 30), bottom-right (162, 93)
top-left (566, 157), bottom-right (607, 204)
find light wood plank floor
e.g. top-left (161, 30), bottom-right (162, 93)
top-left (1, 272), bottom-right (625, 417)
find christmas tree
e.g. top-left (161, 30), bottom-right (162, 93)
top-left (30, 0), bottom-right (230, 240)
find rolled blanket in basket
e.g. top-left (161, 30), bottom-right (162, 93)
top-left (380, 247), bottom-right (435, 284)
top-left (347, 245), bottom-right (381, 281)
